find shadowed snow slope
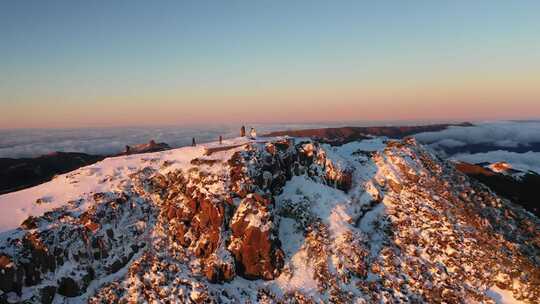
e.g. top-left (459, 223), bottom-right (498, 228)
top-left (0, 136), bottom-right (538, 303)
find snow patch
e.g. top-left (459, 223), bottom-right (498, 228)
top-left (486, 286), bottom-right (525, 304)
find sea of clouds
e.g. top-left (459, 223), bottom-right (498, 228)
top-left (415, 120), bottom-right (540, 174)
top-left (0, 120), bottom-right (429, 158)
top-left (0, 123), bottom-right (335, 158)
top-left (2, 121), bottom-right (539, 175)
top-left (453, 151), bottom-right (540, 174)
top-left (415, 121), bottom-right (540, 150)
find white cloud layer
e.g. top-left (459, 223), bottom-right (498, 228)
top-left (0, 124), bottom-right (330, 158)
top-left (2, 121), bottom-right (540, 176)
top-left (453, 150), bottom-right (540, 174)
top-left (415, 120), bottom-right (540, 174)
top-left (415, 121), bottom-right (540, 149)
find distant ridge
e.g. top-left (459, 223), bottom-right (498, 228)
top-left (455, 161), bottom-right (540, 216)
top-left (0, 140), bottom-right (170, 194)
top-left (263, 122), bottom-right (473, 145)
top-left (0, 152), bottom-right (104, 194)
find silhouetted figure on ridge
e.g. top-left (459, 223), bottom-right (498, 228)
top-left (240, 126), bottom-right (246, 137)
top-left (219, 136), bottom-right (223, 145)
top-left (192, 138), bottom-right (196, 147)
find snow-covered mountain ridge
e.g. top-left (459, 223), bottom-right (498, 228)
top-left (0, 136), bottom-right (538, 303)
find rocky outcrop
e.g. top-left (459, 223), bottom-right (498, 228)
top-left (157, 168), bottom-right (236, 284)
top-left (229, 194), bottom-right (284, 279)
top-left (119, 140), bottom-right (171, 156)
top-left (154, 138), bottom-right (353, 284)
top-left (0, 185), bottom-right (155, 302)
top-left (356, 137), bottom-right (540, 303)
top-left (223, 139), bottom-right (354, 281)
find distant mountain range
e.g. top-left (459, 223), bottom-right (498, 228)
top-left (264, 122), bottom-right (473, 145)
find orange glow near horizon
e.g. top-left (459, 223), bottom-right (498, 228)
top-left (3, 70), bottom-right (539, 129)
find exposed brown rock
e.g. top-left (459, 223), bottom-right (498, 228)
top-left (84, 220), bottom-right (100, 232)
top-left (22, 233), bottom-right (56, 286)
top-left (21, 215), bottom-right (38, 230)
top-left (228, 195), bottom-right (284, 280)
top-left (203, 254), bottom-right (235, 283)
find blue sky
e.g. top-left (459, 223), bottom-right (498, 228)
top-left (1, 1), bottom-right (539, 128)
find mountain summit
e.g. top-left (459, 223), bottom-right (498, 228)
top-left (0, 136), bottom-right (538, 303)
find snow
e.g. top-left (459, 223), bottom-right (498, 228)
top-left (269, 138), bottom-right (392, 301)
top-left (488, 162), bottom-right (513, 173)
top-left (330, 137), bottom-right (388, 154)
top-left (244, 210), bottom-right (271, 232)
top-left (322, 138), bottom-right (386, 168)
top-left (0, 137), bottom-right (277, 234)
top-left (277, 175), bottom-right (352, 236)
top-left (486, 286), bottom-right (525, 304)
top-left (274, 218), bottom-right (318, 295)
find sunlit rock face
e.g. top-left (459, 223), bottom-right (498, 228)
top-left (0, 136), bottom-right (539, 303)
top-left (228, 194), bottom-right (284, 280)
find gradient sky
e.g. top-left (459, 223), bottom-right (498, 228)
top-left (1, 0), bottom-right (539, 128)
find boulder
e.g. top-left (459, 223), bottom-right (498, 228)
top-left (57, 277), bottom-right (81, 297)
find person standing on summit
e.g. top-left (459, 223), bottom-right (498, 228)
top-left (240, 125), bottom-right (246, 137)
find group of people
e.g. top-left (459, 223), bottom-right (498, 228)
top-left (240, 125), bottom-right (257, 139)
top-left (191, 125), bottom-right (257, 147)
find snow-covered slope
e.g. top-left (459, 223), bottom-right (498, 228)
top-left (0, 136), bottom-right (538, 303)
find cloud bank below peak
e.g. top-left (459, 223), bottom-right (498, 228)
top-left (415, 120), bottom-right (540, 174)
top-left (415, 121), bottom-right (540, 149)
